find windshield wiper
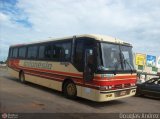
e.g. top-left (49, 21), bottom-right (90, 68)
top-left (123, 59), bottom-right (133, 74)
top-left (98, 66), bottom-right (117, 75)
top-left (113, 59), bottom-right (123, 75)
top-left (120, 53), bottom-right (134, 74)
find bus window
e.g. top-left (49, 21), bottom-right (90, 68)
top-left (18, 47), bottom-right (26, 58)
top-left (27, 46), bottom-right (38, 59)
top-left (52, 43), bottom-right (61, 61)
top-left (9, 48), bottom-right (13, 58)
top-left (38, 44), bottom-right (54, 60)
top-left (12, 48), bottom-right (18, 58)
top-left (121, 45), bottom-right (134, 70)
top-left (38, 45), bottom-right (45, 59)
top-left (61, 41), bottom-right (71, 61)
top-left (38, 41), bottom-right (72, 61)
top-left (74, 38), bottom-right (96, 72)
top-left (101, 43), bottom-right (121, 70)
top-left (74, 40), bottom-right (84, 71)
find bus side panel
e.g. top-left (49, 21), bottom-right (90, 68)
top-left (25, 73), bottom-right (62, 91)
top-left (8, 67), bottom-right (19, 79)
top-left (81, 87), bottom-right (96, 101)
top-left (76, 85), bottom-right (82, 97)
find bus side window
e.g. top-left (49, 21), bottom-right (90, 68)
top-left (9, 48), bottom-right (13, 58)
top-left (18, 47), bottom-right (26, 58)
top-left (37, 41), bottom-right (72, 61)
top-left (74, 40), bottom-right (84, 72)
top-left (12, 48), bottom-right (18, 58)
top-left (62, 41), bottom-right (71, 61)
top-left (38, 45), bottom-right (45, 59)
top-left (44, 44), bottom-right (53, 59)
top-left (27, 46), bottom-right (38, 59)
top-left (52, 43), bottom-right (62, 61)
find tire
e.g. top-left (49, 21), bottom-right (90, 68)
top-left (64, 81), bottom-right (77, 99)
top-left (19, 71), bottom-right (25, 83)
top-left (135, 88), bottom-right (144, 96)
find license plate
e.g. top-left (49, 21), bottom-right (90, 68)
top-left (120, 91), bottom-right (126, 96)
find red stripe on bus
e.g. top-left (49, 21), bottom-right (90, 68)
top-left (9, 59), bottom-right (136, 81)
top-left (25, 71), bottom-right (99, 89)
top-left (24, 69), bottom-right (83, 83)
top-left (10, 65), bottom-right (136, 86)
top-left (93, 79), bottom-right (136, 86)
top-left (95, 75), bottom-right (136, 80)
top-left (18, 65), bottom-right (136, 81)
top-left (8, 59), bottom-right (82, 77)
top-left (9, 66), bottom-right (136, 90)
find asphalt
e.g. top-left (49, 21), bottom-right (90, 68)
top-left (0, 67), bottom-right (160, 113)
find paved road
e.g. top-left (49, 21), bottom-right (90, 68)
top-left (0, 67), bottom-right (160, 113)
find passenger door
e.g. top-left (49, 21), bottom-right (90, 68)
top-left (74, 37), bottom-right (96, 77)
top-left (74, 37), bottom-right (97, 100)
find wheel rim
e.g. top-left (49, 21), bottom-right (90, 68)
top-left (66, 83), bottom-right (76, 96)
top-left (20, 74), bottom-right (24, 82)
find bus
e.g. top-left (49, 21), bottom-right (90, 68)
top-left (7, 34), bottom-right (137, 102)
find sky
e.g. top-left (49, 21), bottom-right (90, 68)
top-left (0, 0), bottom-right (160, 61)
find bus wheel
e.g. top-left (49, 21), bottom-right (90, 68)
top-left (19, 71), bottom-right (25, 83)
top-left (64, 81), bottom-right (77, 99)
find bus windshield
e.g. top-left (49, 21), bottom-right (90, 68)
top-left (100, 42), bottom-right (135, 72)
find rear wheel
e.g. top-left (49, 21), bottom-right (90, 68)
top-left (19, 71), bottom-right (25, 83)
top-left (64, 81), bottom-right (77, 99)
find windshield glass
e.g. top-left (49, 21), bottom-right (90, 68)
top-left (101, 42), bottom-right (135, 71)
top-left (121, 45), bottom-right (134, 70)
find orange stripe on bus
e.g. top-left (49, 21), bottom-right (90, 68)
top-left (19, 65), bottom-right (83, 78)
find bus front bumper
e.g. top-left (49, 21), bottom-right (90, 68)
top-left (95, 87), bottom-right (136, 102)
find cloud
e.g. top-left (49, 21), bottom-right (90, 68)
top-left (0, 0), bottom-right (160, 61)
top-left (0, 12), bottom-right (9, 22)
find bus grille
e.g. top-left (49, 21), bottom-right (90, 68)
top-left (115, 84), bottom-right (122, 89)
top-left (124, 83), bottom-right (131, 88)
top-left (115, 89), bottom-right (130, 97)
top-left (115, 83), bottom-right (131, 89)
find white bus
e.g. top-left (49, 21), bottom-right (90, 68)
top-left (8, 34), bottom-right (137, 102)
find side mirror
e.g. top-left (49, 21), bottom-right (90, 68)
top-left (84, 49), bottom-right (94, 82)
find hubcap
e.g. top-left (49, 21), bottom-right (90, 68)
top-left (20, 74), bottom-right (24, 82)
top-left (67, 83), bottom-right (75, 96)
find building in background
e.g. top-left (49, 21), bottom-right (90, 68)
top-left (156, 56), bottom-right (160, 69)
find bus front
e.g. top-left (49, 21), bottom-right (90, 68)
top-left (89, 40), bottom-right (137, 102)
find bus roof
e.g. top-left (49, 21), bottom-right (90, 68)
top-left (83, 34), bottom-right (131, 45)
top-left (10, 34), bottom-right (132, 47)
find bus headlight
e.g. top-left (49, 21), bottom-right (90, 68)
top-left (99, 86), bottom-right (112, 91)
top-left (101, 74), bottom-right (114, 78)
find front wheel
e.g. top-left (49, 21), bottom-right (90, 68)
top-left (19, 71), bottom-right (25, 83)
top-left (64, 81), bottom-right (77, 99)
top-left (135, 88), bottom-right (144, 96)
